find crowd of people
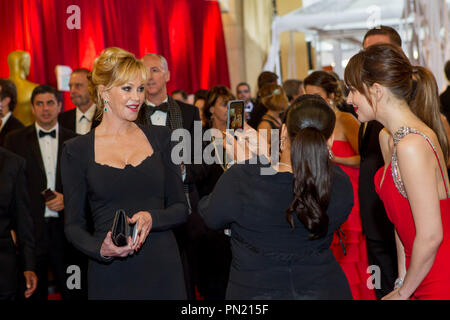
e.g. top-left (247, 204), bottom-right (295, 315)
top-left (1, 25), bottom-right (450, 300)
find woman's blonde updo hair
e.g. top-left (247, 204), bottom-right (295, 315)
top-left (87, 47), bottom-right (148, 118)
top-left (259, 83), bottom-right (289, 113)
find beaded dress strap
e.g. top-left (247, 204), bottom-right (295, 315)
top-left (391, 127), bottom-right (449, 199)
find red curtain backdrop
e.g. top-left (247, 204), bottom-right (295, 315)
top-left (0, 0), bottom-right (230, 110)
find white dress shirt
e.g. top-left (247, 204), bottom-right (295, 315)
top-left (0, 111), bottom-right (12, 132)
top-left (76, 104), bottom-right (96, 135)
top-left (146, 98), bottom-right (168, 126)
top-left (245, 101), bottom-right (254, 113)
top-left (35, 123), bottom-right (59, 218)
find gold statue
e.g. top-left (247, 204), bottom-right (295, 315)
top-left (8, 51), bottom-right (38, 126)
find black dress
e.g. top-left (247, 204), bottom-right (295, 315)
top-left (61, 124), bottom-right (188, 300)
top-left (199, 160), bottom-right (354, 300)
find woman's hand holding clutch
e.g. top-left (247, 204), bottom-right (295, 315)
top-left (129, 211), bottom-right (153, 251)
top-left (100, 231), bottom-right (138, 258)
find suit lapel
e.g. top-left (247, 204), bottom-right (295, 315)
top-left (56, 128), bottom-right (71, 191)
top-left (69, 109), bottom-right (76, 132)
top-left (360, 121), bottom-right (373, 155)
top-left (27, 126), bottom-right (46, 183)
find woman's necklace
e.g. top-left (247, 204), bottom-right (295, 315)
top-left (276, 161), bottom-right (292, 171)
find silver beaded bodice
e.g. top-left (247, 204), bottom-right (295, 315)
top-left (391, 126), bottom-right (440, 199)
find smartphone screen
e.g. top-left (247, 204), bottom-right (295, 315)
top-left (227, 100), bottom-right (245, 131)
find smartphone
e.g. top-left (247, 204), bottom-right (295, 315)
top-left (227, 100), bottom-right (245, 131)
top-left (41, 188), bottom-right (57, 201)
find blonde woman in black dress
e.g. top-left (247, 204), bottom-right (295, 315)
top-left (61, 47), bottom-right (188, 299)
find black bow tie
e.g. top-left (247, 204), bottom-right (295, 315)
top-left (39, 129), bottom-right (56, 138)
top-left (148, 102), bottom-right (169, 115)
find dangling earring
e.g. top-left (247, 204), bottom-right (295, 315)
top-left (328, 146), bottom-right (334, 160)
top-left (104, 100), bottom-right (108, 112)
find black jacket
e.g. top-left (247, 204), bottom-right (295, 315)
top-left (0, 114), bottom-right (24, 147)
top-left (58, 107), bottom-right (101, 134)
top-left (4, 125), bottom-right (77, 254)
top-left (440, 86), bottom-right (450, 121)
top-left (0, 147), bottom-right (35, 295)
top-left (358, 120), bottom-right (396, 241)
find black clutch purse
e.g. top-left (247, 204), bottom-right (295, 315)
top-left (111, 209), bottom-right (135, 247)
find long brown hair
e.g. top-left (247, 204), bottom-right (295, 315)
top-left (344, 43), bottom-right (449, 162)
top-left (285, 95), bottom-right (336, 240)
top-left (304, 71), bottom-right (344, 107)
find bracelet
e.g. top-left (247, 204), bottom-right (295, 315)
top-left (394, 277), bottom-right (403, 289)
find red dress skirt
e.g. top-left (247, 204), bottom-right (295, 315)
top-left (330, 141), bottom-right (376, 300)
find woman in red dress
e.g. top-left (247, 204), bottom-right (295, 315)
top-left (345, 43), bottom-right (450, 300)
top-left (304, 71), bottom-right (376, 300)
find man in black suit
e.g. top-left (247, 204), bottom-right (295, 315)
top-left (136, 53), bottom-right (202, 300)
top-left (5, 85), bottom-right (77, 300)
top-left (58, 68), bottom-right (100, 135)
top-left (440, 61), bottom-right (450, 121)
top-left (236, 82), bottom-right (255, 121)
top-left (357, 26), bottom-right (402, 298)
top-left (0, 147), bottom-right (37, 300)
top-left (0, 79), bottom-right (24, 146)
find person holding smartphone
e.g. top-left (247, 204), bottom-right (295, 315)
top-left (61, 47), bottom-right (188, 299)
top-left (200, 95), bottom-right (354, 299)
top-left (4, 85), bottom-right (77, 300)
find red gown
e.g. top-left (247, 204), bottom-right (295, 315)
top-left (374, 129), bottom-right (450, 300)
top-left (330, 140), bottom-right (377, 300)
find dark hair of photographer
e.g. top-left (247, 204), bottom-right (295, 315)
top-left (285, 94), bottom-right (336, 239)
top-left (204, 85), bottom-right (235, 129)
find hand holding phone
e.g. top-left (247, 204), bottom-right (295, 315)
top-left (41, 188), bottom-right (57, 202)
top-left (227, 100), bottom-right (245, 131)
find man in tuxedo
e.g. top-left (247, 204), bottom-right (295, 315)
top-left (236, 82), bottom-right (255, 121)
top-left (0, 79), bottom-right (24, 146)
top-left (440, 61), bottom-right (450, 121)
top-left (58, 68), bottom-right (100, 134)
top-left (5, 85), bottom-right (77, 300)
top-left (357, 26), bottom-right (402, 298)
top-left (136, 53), bottom-right (202, 300)
top-left (0, 147), bottom-right (37, 300)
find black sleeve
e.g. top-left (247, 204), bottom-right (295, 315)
top-left (198, 165), bottom-right (243, 230)
top-left (150, 128), bottom-right (189, 231)
top-left (13, 156), bottom-right (36, 272)
top-left (61, 139), bottom-right (110, 262)
top-left (183, 106), bottom-right (206, 185)
top-left (327, 165), bottom-right (354, 234)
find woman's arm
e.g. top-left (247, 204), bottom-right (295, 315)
top-left (342, 112), bottom-right (361, 155)
top-left (332, 113), bottom-right (361, 168)
top-left (198, 166), bottom-right (243, 230)
top-left (61, 141), bottom-right (112, 262)
top-left (149, 128), bottom-right (189, 231)
top-left (332, 155), bottom-right (360, 168)
top-left (395, 229), bottom-right (406, 280)
top-left (388, 135), bottom-right (443, 299)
